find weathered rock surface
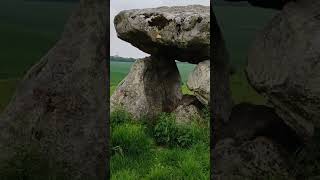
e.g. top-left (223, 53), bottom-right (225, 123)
top-left (0, 0), bottom-right (108, 179)
top-left (213, 137), bottom-right (292, 179)
top-left (212, 12), bottom-right (233, 123)
top-left (246, 0), bottom-right (320, 140)
top-left (187, 60), bottom-right (210, 105)
top-left (111, 56), bottom-right (182, 119)
top-left (173, 95), bottom-right (204, 124)
top-left (114, 5), bottom-right (210, 64)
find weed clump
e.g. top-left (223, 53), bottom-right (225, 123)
top-left (110, 107), bottom-right (133, 127)
top-left (112, 123), bottom-right (153, 156)
top-left (153, 113), bottom-right (208, 148)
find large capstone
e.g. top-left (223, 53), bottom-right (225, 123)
top-left (114, 5), bottom-right (210, 64)
top-left (187, 60), bottom-right (210, 105)
top-left (111, 56), bottom-right (182, 119)
top-left (246, 0), bottom-right (320, 140)
top-left (0, 1), bottom-right (108, 179)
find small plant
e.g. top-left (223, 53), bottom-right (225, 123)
top-left (111, 123), bottom-right (153, 156)
top-left (153, 113), bottom-right (176, 146)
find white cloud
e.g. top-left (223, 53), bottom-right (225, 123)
top-left (110, 0), bottom-right (210, 58)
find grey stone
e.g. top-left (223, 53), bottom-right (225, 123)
top-left (187, 60), bottom-right (210, 105)
top-left (111, 56), bottom-right (182, 120)
top-left (213, 137), bottom-right (292, 179)
top-left (173, 95), bottom-right (204, 124)
top-left (246, 0), bottom-right (320, 140)
top-left (114, 5), bottom-right (210, 64)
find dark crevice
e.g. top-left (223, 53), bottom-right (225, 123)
top-left (148, 15), bottom-right (171, 30)
top-left (216, 103), bottom-right (303, 153)
top-left (197, 16), bottom-right (203, 23)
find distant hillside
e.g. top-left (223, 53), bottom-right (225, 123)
top-left (110, 56), bottom-right (136, 62)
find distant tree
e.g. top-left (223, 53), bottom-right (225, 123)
top-left (110, 56), bottom-right (136, 62)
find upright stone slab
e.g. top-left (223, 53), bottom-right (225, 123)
top-left (0, 0), bottom-right (108, 179)
top-left (111, 56), bottom-right (182, 119)
top-left (187, 60), bottom-right (210, 105)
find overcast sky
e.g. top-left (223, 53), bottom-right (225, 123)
top-left (110, 0), bottom-right (210, 58)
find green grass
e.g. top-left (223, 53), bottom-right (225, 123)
top-left (110, 109), bottom-right (209, 179)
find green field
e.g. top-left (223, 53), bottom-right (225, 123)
top-left (215, 6), bottom-right (277, 68)
top-left (110, 61), bottom-right (195, 95)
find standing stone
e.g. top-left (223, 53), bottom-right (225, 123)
top-left (187, 60), bottom-right (210, 105)
top-left (246, 0), bottom-right (320, 140)
top-left (0, 0), bottom-right (108, 179)
top-left (111, 56), bottom-right (182, 119)
top-left (173, 95), bottom-right (204, 124)
top-left (114, 5), bottom-right (210, 64)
